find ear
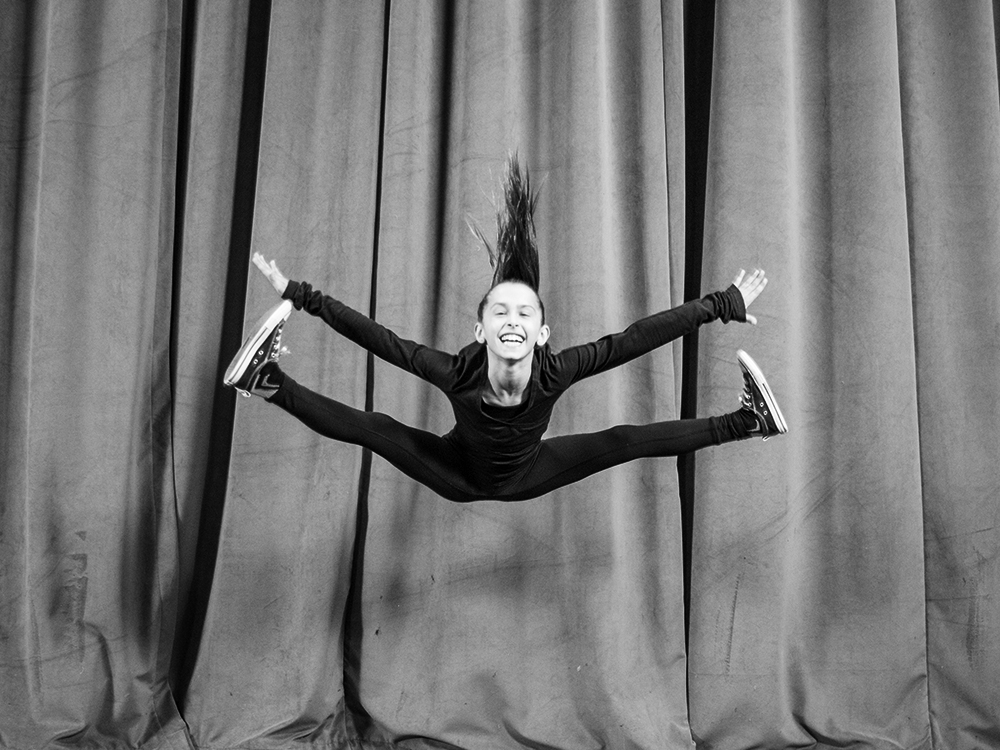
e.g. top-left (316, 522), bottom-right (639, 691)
top-left (474, 321), bottom-right (486, 343)
top-left (535, 324), bottom-right (550, 347)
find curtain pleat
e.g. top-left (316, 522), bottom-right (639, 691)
top-left (896, 3), bottom-right (1000, 748)
top-left (2, 1), bottom-right (1000, 749)
top-left (690, 3), bottom-right (929, 748)
top-left (168, 0), bottom-right (253, 692)
top-left (345, 3), bottom-right (690, 748)
top-left (687, 2), bottom-right (1000, 749)
top-left (0, 2), bottom-right (191, 748)
top-left (178, 3), bottom-right (387, 747)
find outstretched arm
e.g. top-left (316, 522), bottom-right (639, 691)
top-left (252, 254), bottom-right (459, 390)
top-left (554, 268), bottom-right (768, 384)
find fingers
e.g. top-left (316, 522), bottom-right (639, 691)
top-left (740, 268), bottom-right (767, 299)
top-left (743, 268), bottom-right (766, 288)
top-left (251, 253), bottom-right (289, 294)
top-left (252, 253), bottom-right (281, 280)
top-left (735, 268), bottom-right (766, 289)
top-left (747, 274), bottom-right (767, 295)
top-left (734, 267), bottom-right (767, 323)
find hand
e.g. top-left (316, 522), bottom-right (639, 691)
top-left (733, 268), bottom-right (767, 325)
top-left (253, 252), bottom-right (289, 295)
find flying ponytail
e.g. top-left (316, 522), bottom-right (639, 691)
top-left (472, 152), bottom-right (541, 292)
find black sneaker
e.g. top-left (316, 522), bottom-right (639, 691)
top-left (224, 300), bottom-right (292, 398)
top-left (737, 349), bottom-right (788, 440)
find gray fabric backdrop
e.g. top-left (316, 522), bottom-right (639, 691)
top-left (1, 2), bottom-right (997, 749)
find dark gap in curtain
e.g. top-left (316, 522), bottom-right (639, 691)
top-left (2, 5), bottom-right (40, 346)
top-left (429, 2), bottom-right (456, 342)
top-left (413, 2), bottom-right (456, 439)
top-left (995, 2), bottom-right (1000, 78)
top-left (172, 0), bottom-right (273, 705)
top-left (994, 0), bottom-right (1000, 146)
top-left (894, 6), bottom-right (922, 490)
top-left (341, 0), bottom-right (394, 733)
top-left (165, 0), bottom-right (197, 691)
top-left (168, 0), bottom-right (197, 399)
top-left (678, 0), bottom-right (716, 644)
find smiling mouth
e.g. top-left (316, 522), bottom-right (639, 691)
top-left (499, 333), bottom-right (525, 345)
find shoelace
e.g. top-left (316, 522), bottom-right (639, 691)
top-left (270, 325), bottom-right (283, 359)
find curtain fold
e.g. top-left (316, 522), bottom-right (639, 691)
top-left (182, 2), bottom-right (690, 747)
top-left (896, 3), bottom-right (1000, 748)
top-left (168, 0), bottom-right (252, 691)
top-left (688, 2), bottom-right (1000, 749)
top-left (689, 2), bottom-right (929, 747)
top-left (2, 2), bottom-right (1000, 749)
top-left (178, 3), bottom-right (387, 747)
top-left (347, 3), bottom-right (690, 748)
top-left (0, 2), bottom-right (191, 748)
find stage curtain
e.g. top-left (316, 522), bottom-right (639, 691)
top-left (345, 3), bottom-right (691, 748)
top-left (178, 1), bottom-right (692, 747)
top-left (177, 2), bottom-right (387, 746)
top-left (688, 3), bottom-right (1000, 750)
top-left (0, 2), bottom-right (192, 748)
top-left (2, 1), bottom-right (1000, 749)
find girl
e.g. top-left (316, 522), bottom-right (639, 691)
top-left (224, 156), bottom-right (786, 502)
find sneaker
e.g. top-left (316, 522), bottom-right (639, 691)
top-left (737, 349), bottom-right (788, 440)
top-left (223, 300), bottom-right (292, 398)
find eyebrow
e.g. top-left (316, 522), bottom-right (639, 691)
top-left (492, 302), bottom-right (536, 312)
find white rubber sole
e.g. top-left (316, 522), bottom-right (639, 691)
top-left (737, 349), bottom-right (788, 437)
top-left (223, 300), bottom-right (293, 388)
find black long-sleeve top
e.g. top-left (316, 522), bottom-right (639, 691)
top-left (283, 280), bottom-right (744, 492)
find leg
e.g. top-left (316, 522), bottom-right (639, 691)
top-left (497, 350), bottom-right (789, 500)
top-left (502, 413), bottom-right (753, 502)
top-left (266, 370), bottom-right (481, 502)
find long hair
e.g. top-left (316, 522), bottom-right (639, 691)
top-left (473, 153), bottom-right (543, 320)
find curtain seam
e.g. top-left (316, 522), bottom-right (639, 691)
top-left (164, 0), bottom-right (197, 714)
top-left (341, 0), bottom-right (393, 742)
top-left (893, 2), bottom-right (935, 747)
top-left (17, 0), bottom-right (54, 723)
top-left (679, 0), bottom-right (716, 687)
top-left (173, 0), bottom-right (273, 706)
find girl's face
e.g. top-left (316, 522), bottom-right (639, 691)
top-left (474, 281), bottom-right (550, 363)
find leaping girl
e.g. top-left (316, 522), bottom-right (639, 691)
top-left (223, 155), bottom-right (786, 502)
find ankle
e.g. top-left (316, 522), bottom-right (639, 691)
top-left (737, 406), bottom-right (760, 434)
top-left (251, 361), bottom-right (284, 398)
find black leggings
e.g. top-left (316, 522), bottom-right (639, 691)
top-left (268, 374), bottom-right (750, 502)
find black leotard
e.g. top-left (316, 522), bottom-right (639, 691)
top-left (266, 280), bottom-right (748, 501)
